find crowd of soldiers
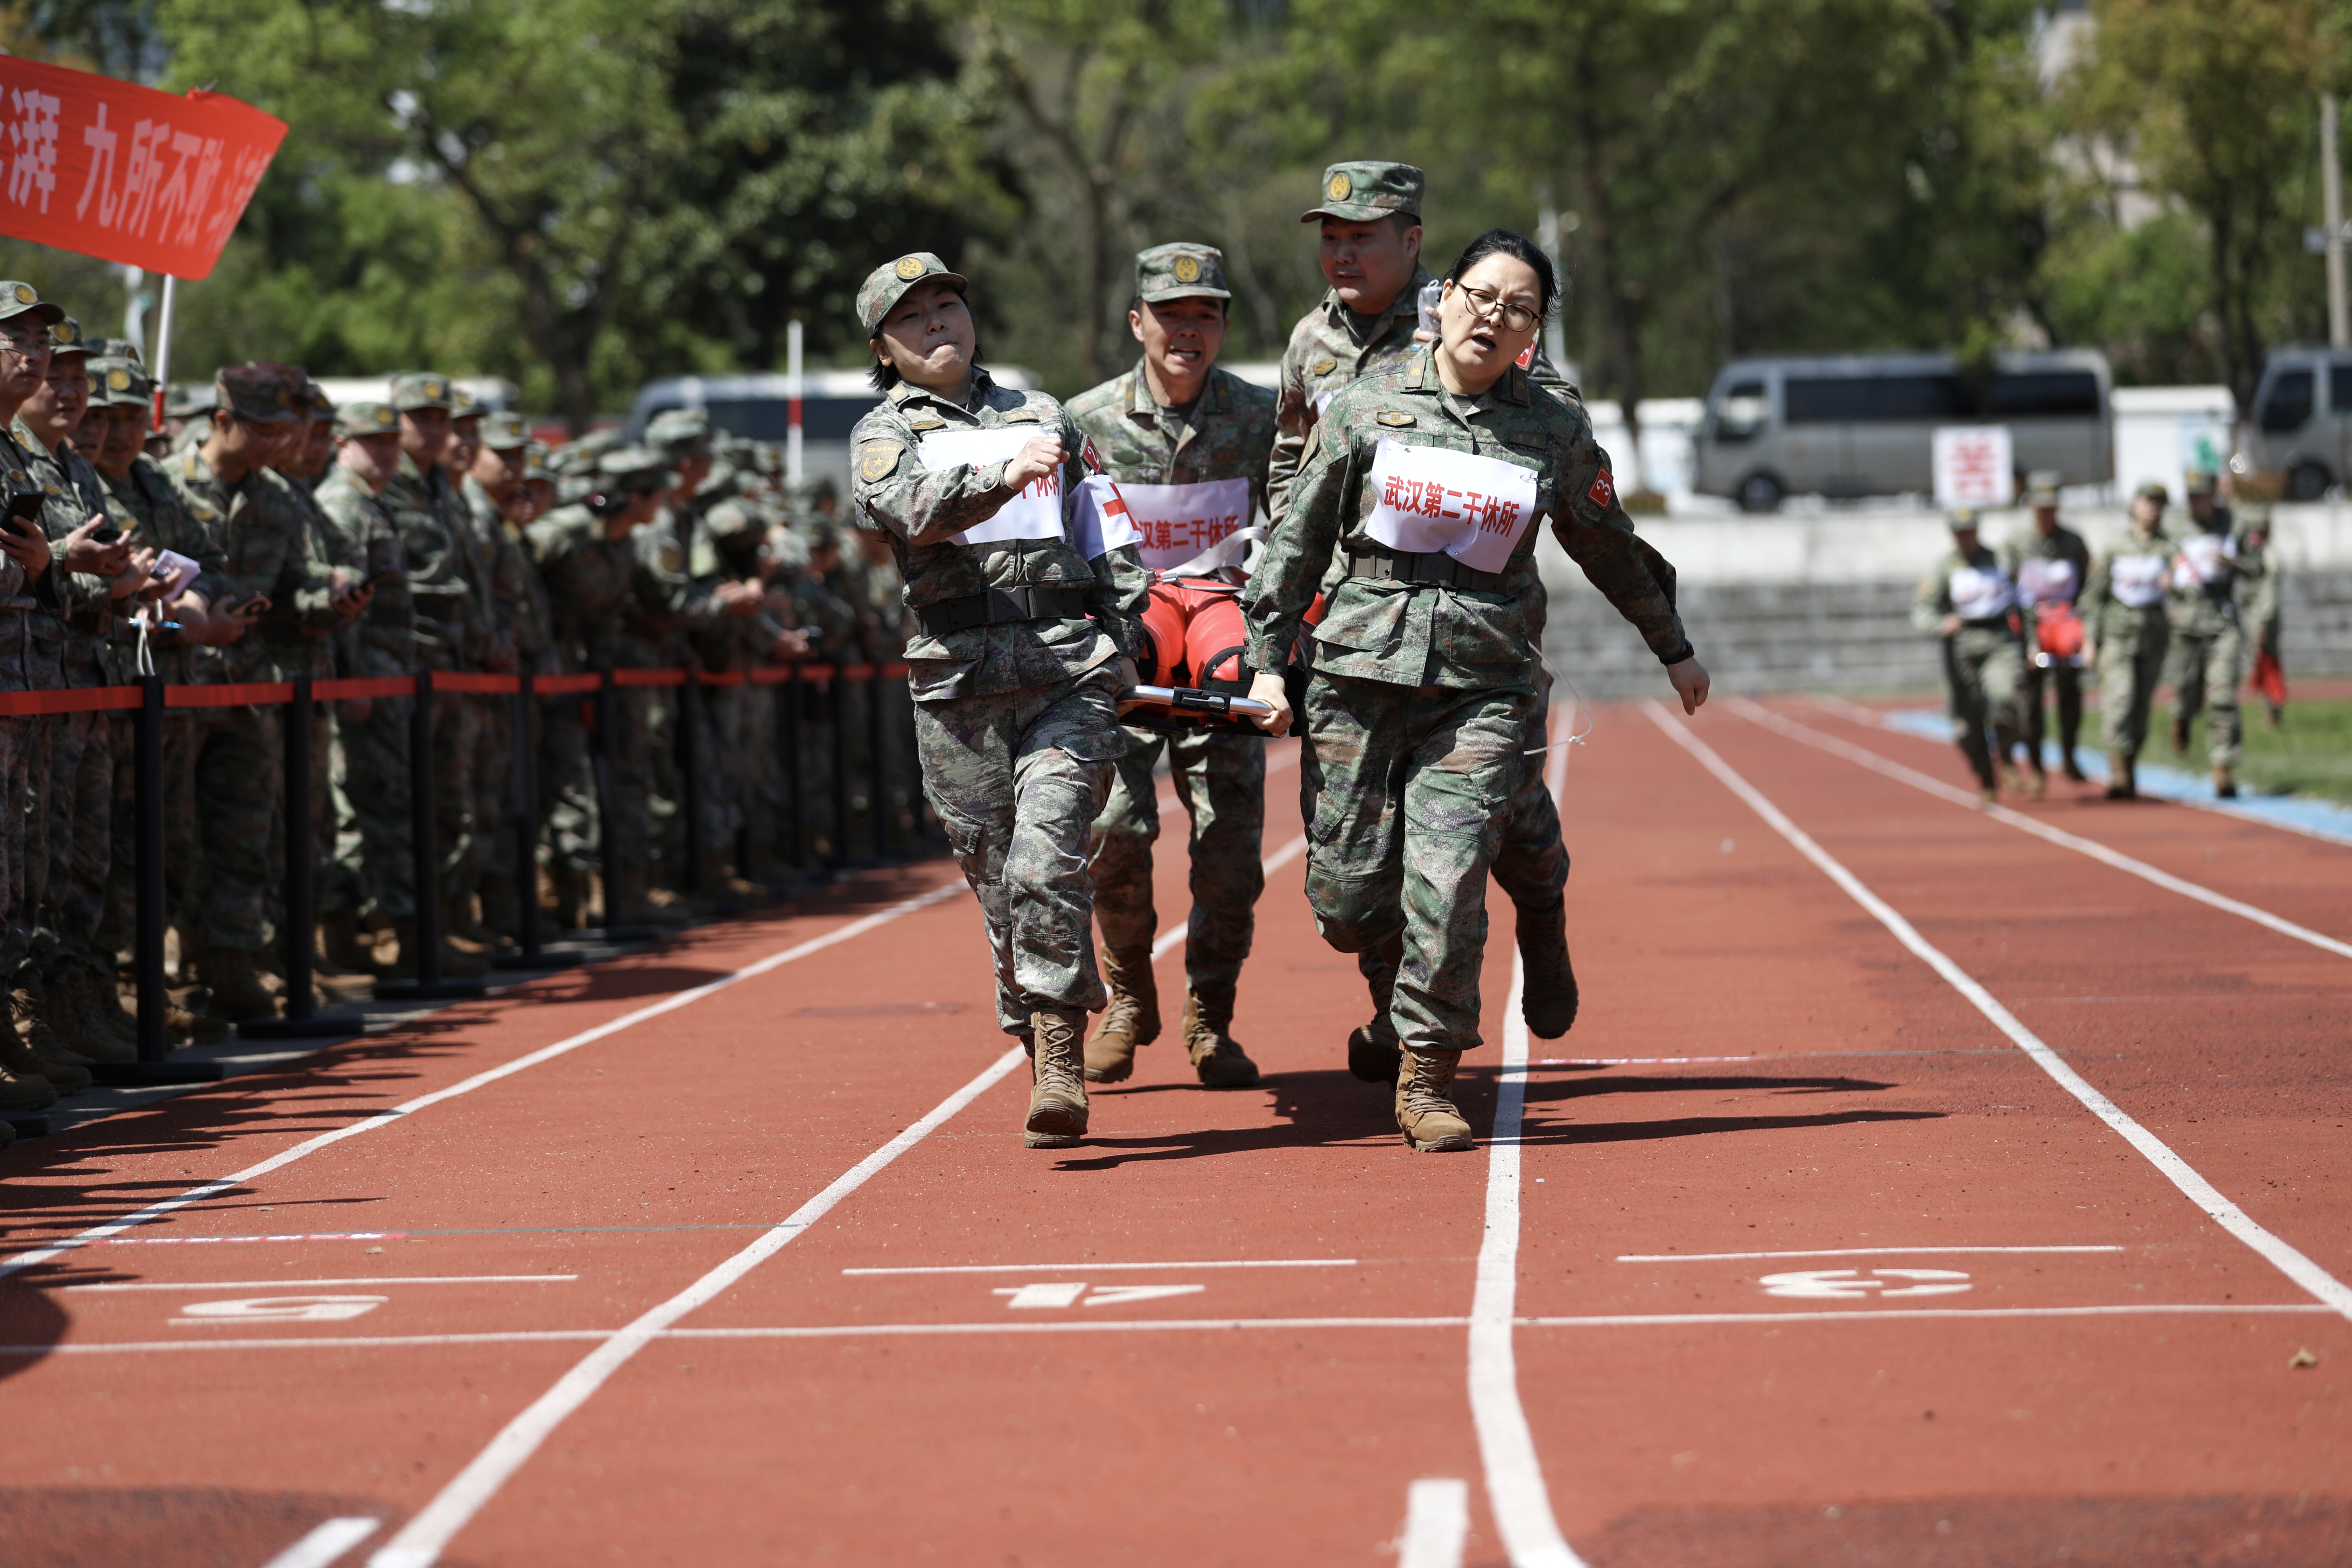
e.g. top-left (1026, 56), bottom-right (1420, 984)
top-left (1918, 467), bottom-right (2284, 803)
top-left (0, 276), bottom-right (911, 1135)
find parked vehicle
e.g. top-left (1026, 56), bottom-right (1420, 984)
top-left (2244, 346), bottom-right (2352, 500)
top-left (1690, 350), bottom-right (2114, 511)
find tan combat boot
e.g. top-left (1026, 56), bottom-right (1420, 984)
top-left (1395, 1045), bottom-right (1475, 1153)
top-left (1181, 986), bottom-right (1260, 1088)
top-left (1083, 945), bottom-right (1159, 1084)
top-left (2213, 762), bottom-right (2238, 800)
top-left (383, 917), bottom-right (488, 979)
top-left (1025, 1007), bottom-right (1090, 1148)
top-left (54, 978), bottom-right (133, 1063)
top-left (74, 968), bottom-right (137, 1044)
top-left (0, 1053), bottom-right (58, 1114)
top-left (201, 950), bottom-right (281, 1022)
top-left (1516, 898), bottom-right (1579, 1041)
top-left (321, 911), bottom-right (378, 974)
top-left (13, 986), bottom-right (91, 1068)
top-left (2104, 752), bottom-right (2136, 800)
top-left (4, 990), bottom-right (91, 1091)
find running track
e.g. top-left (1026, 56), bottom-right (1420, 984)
top-left (1, 696), bottom-right (2345, 1567)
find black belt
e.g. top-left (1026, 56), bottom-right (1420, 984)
top-left (1959, 615), bottom-right (2014, 630)
top-left (1344, 547), bottom-right (1507, 594)
top-left (914, 584), bottom-right (1092, 637)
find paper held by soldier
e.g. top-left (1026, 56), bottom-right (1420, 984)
top-left (1362, 438), bottom-right (1537, 576)
top-left (1119, 477), bottom-right (1250, 573)
top-left (920, 428), bottom-right (1064, 546)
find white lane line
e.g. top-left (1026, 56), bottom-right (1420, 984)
top-left (1646, 703), bottom-right (2352, 1325)
top-left (15, 1300), bottom-right (2333, 1358)
top-left (1616, 1247), bottom-right (2121, 1263)
top-left (258, 1517), bottom-right (379, 1568)
top-left (1398, 1478), bottom-right (1471, 1568)
top-left (365, 1045), bottom-right (1026, 1568)
top-left (0, 880), bottom-right (970, 1282)
top-left (1150, 832), bottom-right (1309, 960)
top-left (1732, 698), bottom-right (2352, 960)
top-left (843, 1258), bottom-right (1357, 1275)
top-left (59, 1276), bottom-right (578, 1292)
top-left (1466, 734), bottom-right (1585, 1568)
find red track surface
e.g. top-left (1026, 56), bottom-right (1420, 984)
top-left (2, 697), bottom-right (2347, 1567)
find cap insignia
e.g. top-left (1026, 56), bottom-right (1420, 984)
top-left (106, 368), bottom-right (129, 391)
top-left (1171, 255), bottom-right (1201, 284)
top-left (1326, 172), bottom-right (1352, 202)
top-left (10, 285), bottom-right (31, 304)
top-left (894, 255), bottom-right (926, 280)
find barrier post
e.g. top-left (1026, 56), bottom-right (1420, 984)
top-left (864, 665), bottom-right (890, 857)
top-left (590, 668), bottom-right (655, 941)
top-left (828, 666), bottom-right (850, 869)
top-left (677, 675), bottom-right (704, 901)
top-left (378, 668), bottom-right (484, 999)
top-left (782, 665), bottom-right (805, 871)
top-left (244, 674), bottom-right (349, 1037)
top-left (493, 672), bottom-right (579, 971)
top-left (94, 674), bottom-right (219, 1084)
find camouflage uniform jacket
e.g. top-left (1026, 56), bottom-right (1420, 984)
top-left (315, 465), bottom-right (417, 679)
top-left (13, 424), bottom-right (128, 685)
top-left (849, 368), bottom-right (1147, 702)
top-left (529, 504), bottom-right (648, 672)
top-left (1268, 266), bottom-right (1436, 526)
top-left (2165, 505), bottom-right (2251, 637)
top-left (382, 455), bottom-right (484, 672)
top-left (1242, 349), bottom-right (1689, 692)
top-left (465, 475), bottom-right (551, 672)
top-left (103, 455), bottom-right (223, 685)
top-left (1911, 544), bottom-right (2020, 634)
top-left (0, 424), bottom-right (57, 689)
top-left (2080, 524), bottom-right (2177, 646)
top-left (1066, 359), bottom-right (1278, 540)
top-left (266, 466), bottom-right (347, 679)
top-left (623, 499), bottom-right (732, 668)
top-left (162, 445), bottom-right (340, 683)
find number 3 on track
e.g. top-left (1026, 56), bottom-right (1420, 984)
top-left (1757, 1268), bottom-right (1971, 1300)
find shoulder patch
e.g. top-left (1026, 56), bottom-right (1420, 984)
top-left (1309, 357), bottom-right (1338, 377)
top-left (1002, 408), bottom-right (1042, 424)
top-left (857, 440), bottom-right (904, 483)
top-left (1376, 410), bottom-right (1415, 427)
top-left (905, 415), bottom-right (946, 432)
top-left (1586, 465), bottom-right (1616, 510)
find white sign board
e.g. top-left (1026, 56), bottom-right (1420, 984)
top-left (1932, 425), bottom-right (2015, 510)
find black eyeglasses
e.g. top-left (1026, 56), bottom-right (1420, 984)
top-left (1451, 283), bottom-right (1540, 334)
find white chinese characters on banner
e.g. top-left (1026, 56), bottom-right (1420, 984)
top-left (6, 88), bottom-right (60, 214)
top-left (1932, 425), bottom-right (2016, 510)
top-left (2172, 532), bottom-right (2235, 590)
top-left (1361, 438), bottom-right (1539, 576)
top-left (1947, 565), bottom-right (2015, 621)
top-left (2109, 551), bottom-right (2168, 609)
top-left (2014, 558), bottom-right (2078, 607)
top-left (919, 428), bottom-right (1065, 546)
top-left (1117, 478), bottom-right (1250, 572)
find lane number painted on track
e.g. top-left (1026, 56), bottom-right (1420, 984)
top-left (992, 1283), bottom-right (1206, 1309)
top-left (171, 1295), bottom-right (388, 1324)
top-left (1758, 1268), bottom-right (1971, 1300)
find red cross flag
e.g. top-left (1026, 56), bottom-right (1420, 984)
top-left (1931, 425), bottom-right (2015, 510)
top-left (0, 57), bottom-right (285, 281)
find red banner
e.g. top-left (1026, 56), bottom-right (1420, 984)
top-left (0, 57), bottom-right (285, 281)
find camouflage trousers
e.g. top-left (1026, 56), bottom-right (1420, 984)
top-left (333, 696), bottom-right (416, 922)
top-left (728, 680), bottom-right (785, 880)
top-left (30, 707), bottom-right (115, 980)
top-left (915, 669), bottom-right (1122, 1035)
top-left (545, 684), bottom-right (657, 874)
top-left (2168, 622), bottom-right (2248, 767)
top-left (1299, 671), bottom-right (1529, 1056)
top-left (0, 717), bottom-right (30, 979)
top-left (97, 713), bottom-right (200, 965)
top-left (263, 703), bottom-right (337, 942)
top-left (1942, 626), bottom-right (2028, 790)
top-left (2095, 617), bottom-right (2169, 761)
top-left (192, 704), bottom-right (280, 955)
top-left (2020, 656), bottom-right (2084, 764)
top-left (469, 687), bottom-right (517, 899)
top-left (1087, 724), bottom-right (1264, 995)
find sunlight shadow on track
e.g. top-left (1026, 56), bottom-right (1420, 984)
top-left (1522, 1073), bottom-right (1897, 1102)
top-left (1525, 1109), bottom-right (1945, 1146)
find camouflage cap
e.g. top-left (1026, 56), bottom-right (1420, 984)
top-left (2134, 480), bottom-right (2170, 504)
top-left (1946, 507), bottom-right (1980, 531)
top-left (554, 426), bottom-right (623, 476)
top-left (86, 336), bottom-right (141, 364)
top-left (216, 362), bottom-right (301, 425)
top-left (857, 251), bottom-right (967, 336)
top-left (595, 446), bottom-right (670, 489)
top-left (391, 371), bottom-right (456, 412)
top-left (337, 399), bottom-right (402, 439)
top-left (306, 384), bottom-right (338, 421)
top-left (0, 281), bottom-right (64, 328)
top-left (1301, 161), bottom-right (1423, 224)
top-left (524, 441), bottom-right (556, 483)
top-left (451, 386), bottom-right (482, 421)
top-left (1135, 242), bottom-right (1231, 304)
top-left (164, 383), bottom-right (214, 420)
top-left (644, 406), bottom-right (711, 453)
top-left (479, 410), bottom-right (531, 450)
top-left (2024, 470), bottom-right (2062, 506)
top-left (2183, 465), bottom-right (2218, 494)
top-left (49, 316), bottom-right (91, 360)
top-left (87, 356), bottom-right (147, 409)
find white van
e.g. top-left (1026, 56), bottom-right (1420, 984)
top-left (1690, 350), bottom-right (2114, 511)
top-left (2242, 347), bottom-right (2352, 500)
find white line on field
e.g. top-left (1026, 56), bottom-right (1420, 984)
top-left (363, 1045), bottom-right (1026, 1568)
top-left (0, 880), bottom-right (970, 1282)
top-left (1646, 702), bottom-right (2352, 1325)
top-left (1616, 1247), bottom-right (2121, 1263)
top-left (842, 1258), bottom-right (1357, 1275)
top-left (58, 1276), bottom-right (578, 1292)
top-left (258, 1517), bottom-right (380, 1568)
top-left (1398, 1478), bottom-right (1471, 1568)
top-left (1522, 1303), bottom-right (2337, 1328)
top-left (1737, 698), bottom-right (2352, 961)
top-left (1150, 832), bottom-right (1309, 960)
top-left (1466, 737), bottom-right (1585, 1568)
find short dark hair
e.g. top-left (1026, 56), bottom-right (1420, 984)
top-left (868, 340), bottom-right (986, 393)
top-left (1444, 228), bottom-right (1558, 320)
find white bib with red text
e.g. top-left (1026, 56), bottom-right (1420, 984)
top-left (1948, 565), bottom-right (2015, 621)
top-left (2110, 552), bottom-right (2168, 609)
top-left (919, 428), bottom-right (1064, 546)
top-left (2014, 557), bottom-right (2077, 607)
top-left (1362, 438), bottom-right (1539, 576)
top-left (1117, 478), bottom-right (1252, 572)
top-left (2171, 531), bottom-right (2235, 590)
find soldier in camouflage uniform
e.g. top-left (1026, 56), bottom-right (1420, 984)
top-left (1913, 509), bottom-right (2030, 802)
top-left (849, 252), bottom-right (1150, 1149)
top-left (2079, 482), bottom-right (2176, 800)
top-left (1241, 231), bottom-right (1703, 1153)
top-left (165, 364), bottom-right (350, 1016)
top-left (2238, 503), bottom-right (2284, 729)
top-left (1270, 163), bottom-right (1586, 1087)
top-left (1066, 242), bottom-right (1276, 1088)
top-left (786, 510), bottom-right (860, 860)
top-left (315, 398), bottom-right (421, 962)
top-left (1999, 471), bottom-right (2092, 786)
top-left (462, 410), bottom-right (544, 939)
top-left (697, 462), bottom-right (802, 889)
top-left (2164, 468), bottom-right (2256, 798)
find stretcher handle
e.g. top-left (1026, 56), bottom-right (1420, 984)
top-left (1119, 683), bottom-right (1273, 720)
